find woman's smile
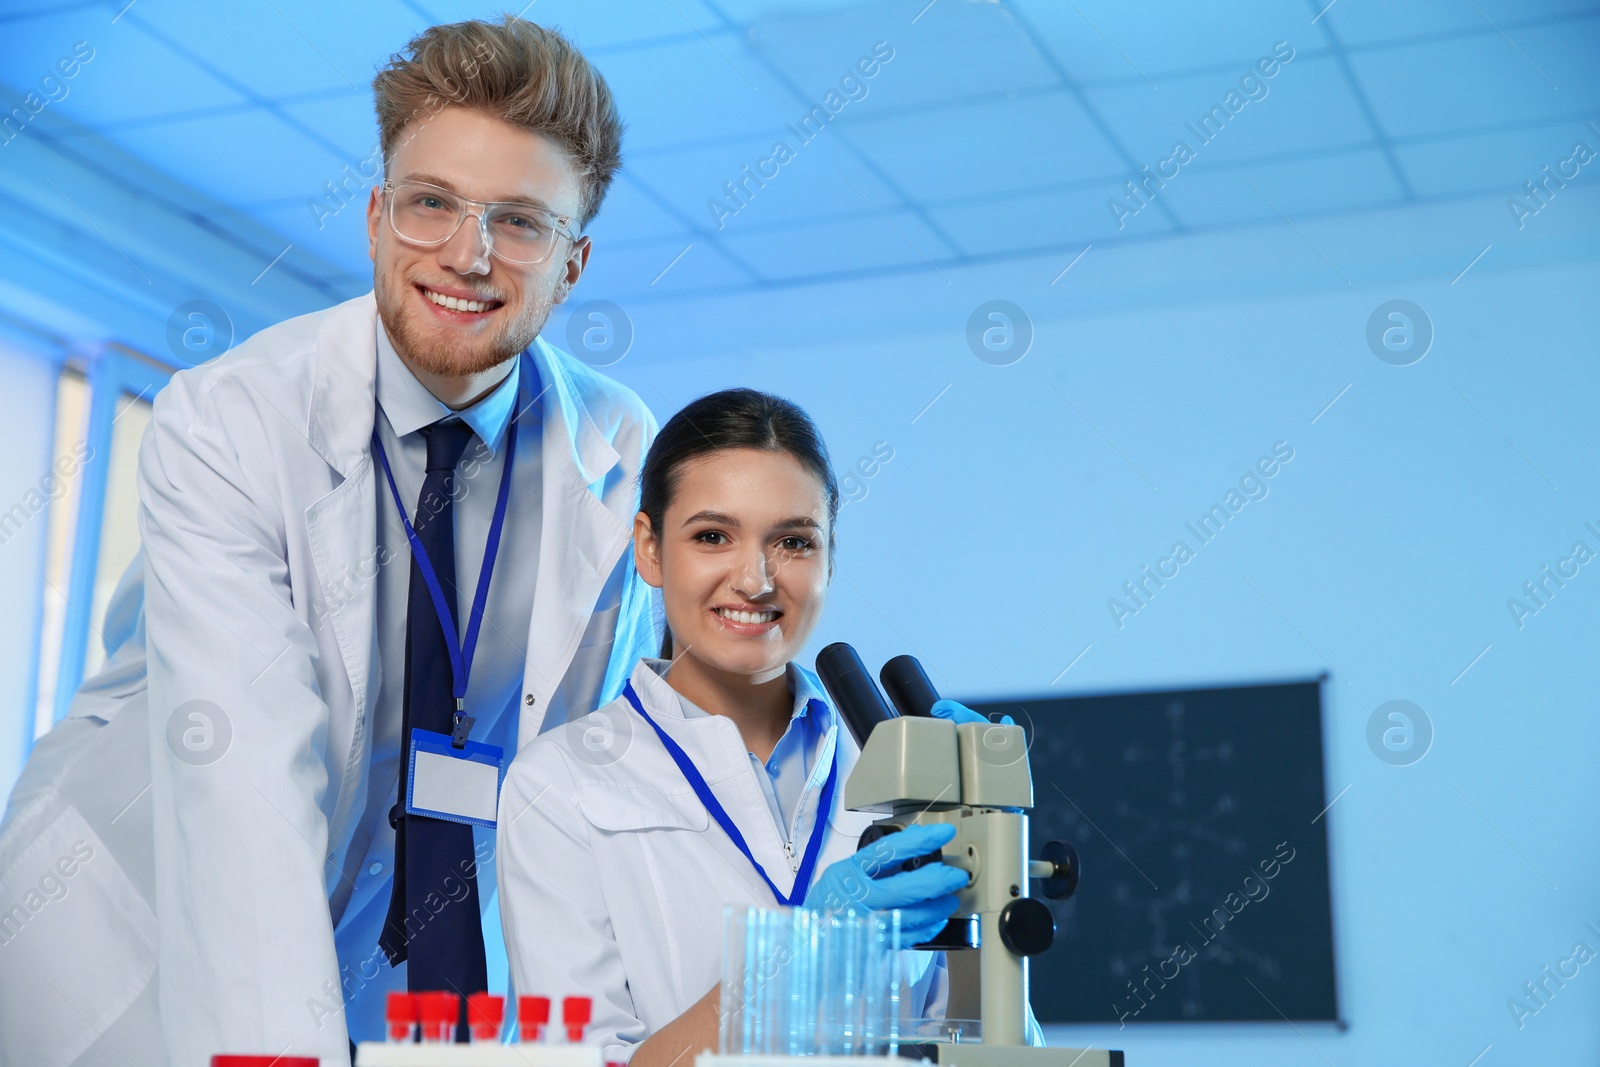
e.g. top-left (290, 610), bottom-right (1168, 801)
top-left (710, 603), bottom-right (784, 636)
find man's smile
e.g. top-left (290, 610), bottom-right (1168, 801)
top-left (416, 282), bottom-right (505, 318)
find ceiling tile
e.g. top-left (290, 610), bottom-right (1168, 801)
top-left (1350, 18), bottom-right (1600, 138)
top-left (1084, 53), bottom-right (1370, 171)
top-left (626, 129), bottom-right (903, 234)
top-left (744, 0), bottom-right (1059, 112)
top-left (1322, 1), bottom-right (1600, 48)
top-left (712, 204), bottom-right (959, 279)
top-left (708, 0), bottom-right (865, 23)
top-left (123, 1), bottom-right (420, 101)
top-left (1154, 148), bottom-right (1405, 233)
top-left (595, 32), bottom-right (804, 151)
top-left (0, 9), bottom-right (251, 126)
top-left (409, 0), bottom-right (725, 51)
top-left (572, 235), bottom-right (752, 300)
top-left (56, 108), bottom-right (347, 209)
top-left (927, 180), bottom-right (1151, 257)
top-left (1005, 0), bottom-right (1308, 84)
top-left (1395, 119), bottom-right (1599, 199)
top-left (585, 174), bottom-right (702, 245)
top-left (846, 92), bottom-right (1125, 201)
top-left (277, 91), bottom-right (381, 161)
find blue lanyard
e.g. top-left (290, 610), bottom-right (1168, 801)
top-left (621, 681), bottom-right (838, 908)
top-left (371, 403), bottom-right (518, 735)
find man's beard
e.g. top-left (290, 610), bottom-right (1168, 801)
top-left (376, 271), bottom-right (553, 378)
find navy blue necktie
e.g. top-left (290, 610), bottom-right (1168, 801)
top-left (379, 418), bottom-right (486, 1036)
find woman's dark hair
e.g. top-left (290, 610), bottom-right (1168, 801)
top-left (638, 388), bottom-right (840, 657)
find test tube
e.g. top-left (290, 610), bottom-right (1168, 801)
top-left (816, 910), bottom-right (838, 1054)
top-left (719, 907), bottom-right (740, 1054)
top-left (862, 909), bottom-right (905, 1052)
top-left (842, 909), bottom-right (867, 1054)
top-left (740, 906), bottom-right (760, 1053)
top-left (467, 993), bottom-right (504, 1043)
top-left (883, 909), bottom-right (907, 1050)
top-left (786, 907), bottom-right (817, 1056)
top-left (562, 996), bottom-right (592, 1043)
top-left (518, 996), bottom-right (551, 1043)
top-left (385, 991), bottom-right (417, 1043)
top-left (753, 908), bottom-right (775, 1053)
top-left (764, 907), bottom-right (790, 1054)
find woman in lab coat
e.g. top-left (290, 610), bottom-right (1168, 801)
top-left (498, 388), bottom-right (1039, 1064)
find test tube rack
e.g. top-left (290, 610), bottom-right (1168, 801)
top-left (355, 1046), bottom-right (600, 1067)
top-left (354, 993), bottom-right (601, 1067)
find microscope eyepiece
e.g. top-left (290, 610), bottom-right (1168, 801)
top-left (816, 642), bottom-right (898, 749)
top-left (879, 655), bottom-right (941, 718)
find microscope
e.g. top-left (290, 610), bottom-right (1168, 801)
top-left (814, 644), bottom-right (1123, 1067)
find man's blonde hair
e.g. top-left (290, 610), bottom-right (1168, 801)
top-left (372, 14), bottom-right (624, 231)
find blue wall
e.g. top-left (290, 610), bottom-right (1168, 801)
top-left (591, 242), bottom-right (1600, 1063)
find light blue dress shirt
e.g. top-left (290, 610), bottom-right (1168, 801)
top-left (373, 325), bottom-right (522, 453)
top-left (642, 657), bottom-right (833, 847)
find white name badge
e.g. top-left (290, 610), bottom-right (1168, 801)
top-left (405, 728), bottom-right (506, 829)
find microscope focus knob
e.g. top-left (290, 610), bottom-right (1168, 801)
top-left (858, 822), bottom-right (902, 850)
top-left (1038, 839), bottom-right (1080, 900)
top-left (858, 822), bottom-right (943, 872)
top-left (998, 898), bottom-right (1055, 957)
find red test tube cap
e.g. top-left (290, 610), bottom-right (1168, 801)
top-left (417, 991), bottom-right (450, 1023)
top-left (417, 991), bottom-right (459, 1040)
top-left (519, 995), bottom-right (551, 1024)
top-left (211, 1059), bottom-right (319, 1066)
top-left (386, 991), bottom-right (417, 1041)
top-left (563, 995), bottom-right (592, 1042)
top-left (562, 996), bottom-right (592, 1025)
top-left (519, 995), bottom-right (551, 1041)
top-left (467, 992), bottom-right (505, 1041)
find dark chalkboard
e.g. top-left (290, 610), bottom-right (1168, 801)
top-left (965, 677), bottom-right (1338, 1024)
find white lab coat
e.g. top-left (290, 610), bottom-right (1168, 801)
top-left (0, 291), bottom-right (660, 1067)
top-left (496, 659), bottom-right (949, 1063)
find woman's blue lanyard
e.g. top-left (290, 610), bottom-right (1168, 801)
top-left (371, 406), bottom-right (518, 746)
top-left (621, 681), bottom-right (838, 908)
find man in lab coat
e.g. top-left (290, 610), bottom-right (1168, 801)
top-left (0, 17), bottom-right (657, 1067)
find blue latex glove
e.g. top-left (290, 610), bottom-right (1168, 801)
top-left (930, 698), bottom-right (1014, 726)
top-left (804, 822), bottom-right (967, 945)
